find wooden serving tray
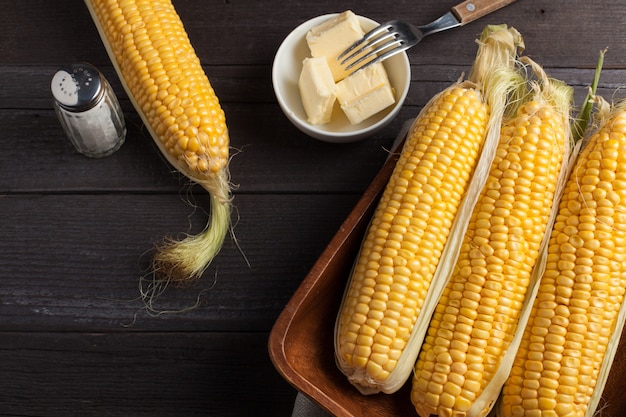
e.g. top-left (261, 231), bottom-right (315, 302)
top-left (267, 141), bottom-right (626, 417)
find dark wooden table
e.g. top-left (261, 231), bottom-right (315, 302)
top-left (2, 1), bottom-right (626, 416)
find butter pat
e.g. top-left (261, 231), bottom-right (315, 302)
top-left (305, 10), bottom-right (364, 82)
top-left (298, 56), bottom-right (337, 125)
top-left (336, 63), bottom-right (396, 125)
top-left (298, 11), bottom-right (397, 126)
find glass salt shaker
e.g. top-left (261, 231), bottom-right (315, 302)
top-left (51, 62), bottom-right (126, 158)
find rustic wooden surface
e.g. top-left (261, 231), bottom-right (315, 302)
top-left (2, 0), bottom-right (626, 416)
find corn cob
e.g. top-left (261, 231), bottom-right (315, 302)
top-left (498, 98), bottom-right (626, 417)
top-left (334, 25), bottom-right (523, 395)
top-left (84, 0), bottom-right (231, 298)
top-left (410, 58), bottom-right (573, 417)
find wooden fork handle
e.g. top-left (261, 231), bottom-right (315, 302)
top-left (451, 0), bottom-right (518, 25)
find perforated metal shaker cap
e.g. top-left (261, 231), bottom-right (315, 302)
top-left (51, 62), bottom-right (104, 112)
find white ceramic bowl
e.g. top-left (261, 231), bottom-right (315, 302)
top-left (272, 13), bottom-right (411, 143)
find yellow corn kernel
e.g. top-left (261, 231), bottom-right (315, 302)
top-left (412, 76), bottom-right (572, 417)
top-left (499, 102), bottom-right (626, 417)
top-left (85, 0), bottom-right (232, 291)
top-left (88, 0), bottom-right (228, 177)
top-left (334, 24), bottom-right (523, 396)
top-left (335, 84), bottom-right (489, 394)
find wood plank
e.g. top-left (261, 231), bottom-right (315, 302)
top-left (3, 0), bottom-right (626, 68)
top-left (0, 331), bottom-right (296, 417)
top-left (3, 72), bottom-right (626, 196)
top-left (5, 63), bottom-right (626, 110)
top-left (0, 108), bottom-right (405, 194)
top-left (0, 193), bottom-right (363, 332)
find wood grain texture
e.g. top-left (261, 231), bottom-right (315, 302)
top-left (2, 0), bottom-right (626, 415)
top-left (0, 332), bottom-right (294, 417)
top-left (0, 193), bottom-right (363, 331)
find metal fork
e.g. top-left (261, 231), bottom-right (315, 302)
top-left (338, 0), bottom-right (518, 74)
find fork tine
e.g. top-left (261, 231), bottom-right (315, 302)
top-left (339, 31), bottom-right (398, 66)
top-left (336, 23), bottom-right (395, 61)
top-left (342, 36), bottom-right (404, 71)
top-left (345, 43), bottom-right (410, 73)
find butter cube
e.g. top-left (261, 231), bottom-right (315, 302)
top-left (336, 62), bottom-right (396, 125)
top-left (305, 10), bottom-right (364, 82)
top-left (298, 56), bottom-right (337, 125)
